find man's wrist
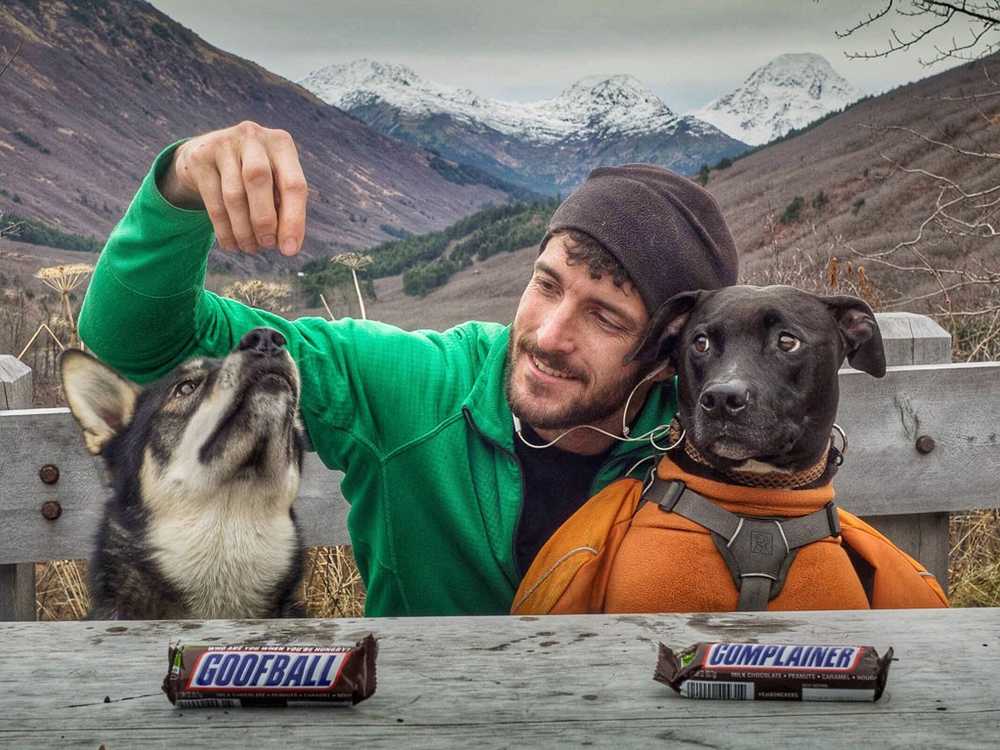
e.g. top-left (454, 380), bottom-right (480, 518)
top-left (156, 141), bottom-right (204, 210)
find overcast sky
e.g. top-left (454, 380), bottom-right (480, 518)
top-left (147, 0), bottom-right (967, 111)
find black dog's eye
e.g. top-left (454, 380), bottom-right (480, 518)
top-left (778, 333), bottom-right (800, 352)
top-left (692, 334), bottom-right (710, 353)
top-left (174, 379), bottom-right (200, 397)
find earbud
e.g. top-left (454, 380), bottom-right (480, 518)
top-left (622, 362), bottom-right (670, 438)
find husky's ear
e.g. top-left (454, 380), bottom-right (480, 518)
top-left (821, 295), bottom-right (886, 378)
top-left (60, 350), bottom-right (140, 455)
top-left (625, 290), bottom-right (703, 366)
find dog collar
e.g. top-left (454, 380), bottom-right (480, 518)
top-left (666, 420), bottom-right (833, 490)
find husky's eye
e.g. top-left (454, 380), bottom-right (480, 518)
top-left (692, 334), bottom-right (710, 354)
top-left (174, 379), bottom-right (199, 397)
top-left (778, 333), bottom-right (800, 352)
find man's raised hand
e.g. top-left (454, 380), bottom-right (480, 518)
top-left (159, 121), bottom-right (307, 256)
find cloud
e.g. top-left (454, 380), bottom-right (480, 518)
top-left (149, 0), bottom-right (962, 111)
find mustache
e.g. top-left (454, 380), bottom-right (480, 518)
top-left (517, 338), bottom-right (587, 382)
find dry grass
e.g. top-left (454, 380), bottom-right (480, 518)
top-left (949, 511), bottom-right (1000, 607)
top-left (35, 550), bottom-right (366, 620)
top-left (302, 546), bottom-right (366, 618)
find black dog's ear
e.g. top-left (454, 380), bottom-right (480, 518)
top-left (822, 295), bottom-right (886, 378)
top-left (626, 290), bottom-right (702, 365)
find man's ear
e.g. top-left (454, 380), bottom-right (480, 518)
top-left (822, 295), bottom-right (886, 378)
top-left (626, 290), bottom-right (703, 366)
top-left (60, 350), bottom-right (140, 455)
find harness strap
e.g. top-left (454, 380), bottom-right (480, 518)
top-left (644, 477), bottom-right (841, 611)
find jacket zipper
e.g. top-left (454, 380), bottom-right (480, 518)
top-left (462, 407), bottom-right (526, 583)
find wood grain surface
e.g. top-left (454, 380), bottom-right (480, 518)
top-left (0, 609), bottom-right (997, 748)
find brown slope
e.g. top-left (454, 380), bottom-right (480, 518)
top-left (0, 0), bottom-right (508, 262)
top-left (702, 54), bottom-right (999, 297)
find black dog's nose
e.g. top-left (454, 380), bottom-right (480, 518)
top-left (700, 381), bottom-right (751, 416)
top-left (238, 327), bottom-right (286, 356)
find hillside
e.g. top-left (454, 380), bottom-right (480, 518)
top-left (339, 55), bottom-right (1000, 329)
top-left (0, 0), bottom-right (517, 263)
top-left (706, 55), bottom-right (997, 293)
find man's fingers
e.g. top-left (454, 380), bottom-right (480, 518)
top-left (241, 136), bottom-right (278, 248)
top-left (218, 145), bottom-right (259, 254)
top-left (267, 130), bottom-right (307, 256)
top-left (193, 162), bottom-right (238, 252)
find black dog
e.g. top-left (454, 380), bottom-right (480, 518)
top-left (633, 285), bottom-right (885, 481)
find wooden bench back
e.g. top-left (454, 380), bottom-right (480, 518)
top-left (3, 313), bottom-right (998, 620)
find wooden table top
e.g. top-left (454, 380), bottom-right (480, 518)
top-left (1, 608), bottom-right (998, 749)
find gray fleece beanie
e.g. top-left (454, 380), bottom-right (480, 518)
top-left (541, 164), bottom-right (739, 314)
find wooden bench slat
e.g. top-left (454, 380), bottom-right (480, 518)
top-left (1, 362), bottom-right (998, 567)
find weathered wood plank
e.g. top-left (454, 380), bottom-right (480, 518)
top-left (0, 610), bottom-right (996, 748)
top-left (0, 355), bottom-right (35, 620)
top-left (858, 312), bottom-right (952, 585)
top-left (833, 362), bottom-right (999, 517)
top-left (875, 312), bottom-right (952, 366)
top-left (1, 362), bottom-right (998, 565)
top-left (0, 354), bottom-right (32, 410)
top-left (0, 563), bottom-right (35, 622)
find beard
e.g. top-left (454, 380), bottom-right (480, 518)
top-left (504, 333), bottom-right (645, 431)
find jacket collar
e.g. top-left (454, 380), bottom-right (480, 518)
top-left (462, 326), bottom-right (677, 463)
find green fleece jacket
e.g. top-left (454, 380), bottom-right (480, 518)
top-left (78, 143), bottom-right (678, 616)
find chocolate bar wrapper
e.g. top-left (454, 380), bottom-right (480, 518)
top-left (162, 634), bottom-right (377, 708)
top-left (654, 642), bottom-right (892, 702)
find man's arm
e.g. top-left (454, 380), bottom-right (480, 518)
top-left (79, 122), bottom-right (494, 469)
top-left (79, 122), bottom-right (307, 381)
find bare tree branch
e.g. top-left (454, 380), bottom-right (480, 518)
top-left (836, 0), bottom-right (999, 62)
top-left (835, 0), bottom-right (896, 38)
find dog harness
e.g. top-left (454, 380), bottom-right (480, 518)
top-left (510, 452), bottom-right (948, 615)
top-left (644, 477), bottom-right (841, 611)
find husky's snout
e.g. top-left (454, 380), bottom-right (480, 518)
top-left (239, 327), bottom-right (286, 356)
top-left (234, 327), bottom-right (299, 397)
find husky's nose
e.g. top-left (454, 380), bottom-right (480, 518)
top-left (238, 328), bottom-right (287, 356)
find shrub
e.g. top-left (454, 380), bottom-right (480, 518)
top-left (852, 198), bottom-right (866, 215)
top-left (402, 258), bottom-right (459, 296)
top-left (779, 196), bottom-right (805, 224)
top-left (811, 191), bottom-right (829, 211)
top-left (13, 131), bottom-right (50, 155)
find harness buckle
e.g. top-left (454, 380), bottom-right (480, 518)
top-left (653, 479), bottom-right (686, 513)
top-left (825, 502), bottom-right (842, 537)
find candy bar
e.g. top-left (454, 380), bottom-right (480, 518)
top-left (654, 641), bottom-right (892, 701)
top-left (162, 634), bottom-right (377, 708)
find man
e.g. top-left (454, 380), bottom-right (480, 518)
top-left (78, 121), bottom-right (739, 616)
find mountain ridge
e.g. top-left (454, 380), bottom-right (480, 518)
top-left (0, 0), bottom-right (520, 263)
top-left (301, 59), bottom-right (747, 195)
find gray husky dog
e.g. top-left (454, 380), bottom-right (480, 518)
top-left (60, 328), bottom-right (306, 619)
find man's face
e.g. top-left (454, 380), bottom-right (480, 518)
top-left (506, 235), bottom-right (652, 434)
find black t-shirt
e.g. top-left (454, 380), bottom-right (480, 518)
top-left (513, 422), bottom-right (612, 576)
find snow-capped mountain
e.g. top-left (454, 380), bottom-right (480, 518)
top-left (299, 60), bottom-right (748, 194)
top-left (303, 60), bottom-right (681, 141)
top-left (691, 53), bottom-right (863, 147)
